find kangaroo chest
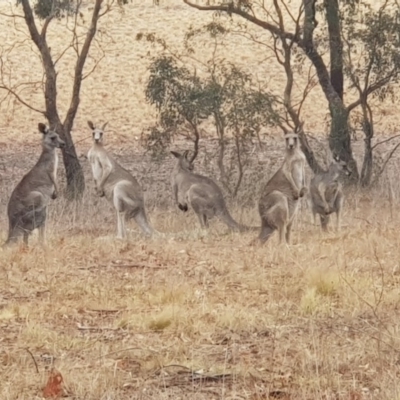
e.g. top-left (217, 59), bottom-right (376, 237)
top-left (88, 148), bottom-right (104, 182)
top-left (291, 156), bottom-right (305, 187)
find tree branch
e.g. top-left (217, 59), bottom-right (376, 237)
top-left (64, 0), bottom-right (103, 130)
top-left (372, 134), bottom-right (400, 150)
top-left (373, 141), bottom-right (400, 184)
top-left (19, 0), bottom-right (44, 51)
top-left (0, 85), bottom-right (45, 114)
top-left (41, 16), bottom-right (54, 39)
top-left (183, 0), bottom-right (297, 41)
top-left (347, 72), bottom-right (397, 112)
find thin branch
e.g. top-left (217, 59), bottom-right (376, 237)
top-left (347, 71), bottom-right (397, 112)
top-left (64, 0), bottom-right (103, 129)
top-left (0, 85), bottom-right (45, 114)
top-left (183, 0), bottom-right (297, 42)
top-left (280, 0), bottom-right (300, 25)
top-left (82, 53), bottom-right (105, 80)
top-left (0, 12), bottom-right (24, 18)
top-left (24, 348), bottom-right (39, 374)
top-left (373, 141), bottom-right (400, 183)
top-left (295, 64), bottom-right (318, 116)
top-left (372, 134), bottom-right (400, 150)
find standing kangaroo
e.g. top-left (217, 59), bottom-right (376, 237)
top-left (87, 121), bottom-right (153, 239)
top-left (310, 155), bottom-right (351, 231)
top-left (258, 131), bottom-right (307, 245)
top-left (4, 123), bottom-right (65, 246)
top-left (171, 150), bottom-right (246, 231)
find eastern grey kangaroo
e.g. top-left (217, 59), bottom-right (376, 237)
top-left (4, 123), bottom-right (65, 246)
top-left (171, 150), bottom-right (246, 231)
top-left (310, 154), bottom-right (351, 231)
top-left (258, 131), bottom-right (307, 244)
top-left (87, 121), bottom-right (153, 239)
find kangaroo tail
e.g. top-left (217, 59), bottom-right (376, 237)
top-left (218, 208), bottom-right (244, 232)
top-left (238, 224), bottom-right (261, 233)
top-left (258, 220), bottom-right (275, 244)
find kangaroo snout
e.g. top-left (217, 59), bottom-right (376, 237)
top-left (58, 140), bottom-right (66, 148)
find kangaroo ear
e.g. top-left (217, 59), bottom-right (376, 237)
top-left (102, 122), bottom-right (108, 131)
top-left (170, 151), bottom-right (181, 159)
top-left (87, 120), bottom-right (95, 130)
top-left (183, 150), bottom-right (190, 159)
top-left (38, 123), bottom-right (47, 134)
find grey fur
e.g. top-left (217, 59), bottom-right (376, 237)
top-left (171, 151), bottom-right (248, 231)
top-left (4, 123), bottom-right (65, 246)
top-left (87, 121), bottom-right (153, 239)
top-left (310, 155), bottom-right (350, 231)
top-left (258, 131), bottom-right (307, 245)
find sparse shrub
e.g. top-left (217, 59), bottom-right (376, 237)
top-left (148, 312), bottom-right (173, 331)
top-left (308, 268), bottom-right (340, 297)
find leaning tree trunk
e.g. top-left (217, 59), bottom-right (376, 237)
top-left (303, 0), bottom-right (359, 181)
top-left (19, 0), bottom-right (104, 200)
top-left (328, 103), bottom-right (358, 182)
top-left (360, 103), bottom-right (374, 187)
top-left (324, 0), bottom-right (344, 100)
top-left (57, 122), bottom-right (85, 198)
top-left (46, 116), bottom-right (85, 199)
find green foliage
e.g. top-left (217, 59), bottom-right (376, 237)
top-left (17, 0), bottom-right (131, 20)
top-left (16, 0), bottom-right (75, 20)
top-left (145, 55), bottom-right (280, 153)
top-left (146, 56), bottom-right (212, 130)
top-left (342, 0), bottom-right (400, 99)
top-left (222, 65), bottom-right (279, 137)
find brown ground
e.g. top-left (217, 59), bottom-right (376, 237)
top-left (1, 1), bottom-right (400, 399)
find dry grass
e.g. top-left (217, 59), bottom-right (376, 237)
top-left (0, 141), bottom-right (399, 400)
top-left (1, 1), bottom-right (400, 399)
top-left (1, 163), bottom-right (400, 399)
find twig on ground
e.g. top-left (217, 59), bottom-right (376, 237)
top-left (76, 323), bottom-right (119, 331)
top-left (24, 348), bottom-right (39, 374)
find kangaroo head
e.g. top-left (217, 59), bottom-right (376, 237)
top-left (332, 154), bottom-right (351, 176)
top-left (284, 132), bottom-right (299, 152)
top-left (171, 150), bottom-right (194, 172)
top-left (88, 120), bottom-right (108, 144)
top-left (38, 123), bottom-right (65, 150)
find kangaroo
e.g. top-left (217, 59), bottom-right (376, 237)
top-left (87, 121), bottom-right (153, 239)
top-left (4, 123), bottom-right (65, 246)
top-left (171, 150), bottom-right (247, 231)
top-left (310, 154), bottom-right (351, 231)
top-left (258, 131), bottom-right (307, 245)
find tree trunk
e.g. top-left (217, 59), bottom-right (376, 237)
top-left (328, 103), bottom-right (359, 181)
top-left (20, 0), bottom-right (86, 199)
top-left (190, 122), bottom-right (200, 162)
top-left (59, 124), bottom-right (85, 199)
top-left (302, 0), bottom-right (358, 180)
top-left (214, 112), bottom-right (231, 194)
top-left (46, 116), bottom-right (85, 199)
top-left (233, 129), bottom-right (243, 198)
top-left (360, 103), bottom-right (374, 187)
top-left (324, 0), bottom-right (344, 100)
top-left (184, 0), bottom-right (360, 181)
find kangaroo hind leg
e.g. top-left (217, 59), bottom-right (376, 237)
top-left (259, 219), bottom-right (275, 245)
top-left (320, 214), bottom-right (330, 232)
top-left (113, 190), bottom-right (127, 239)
